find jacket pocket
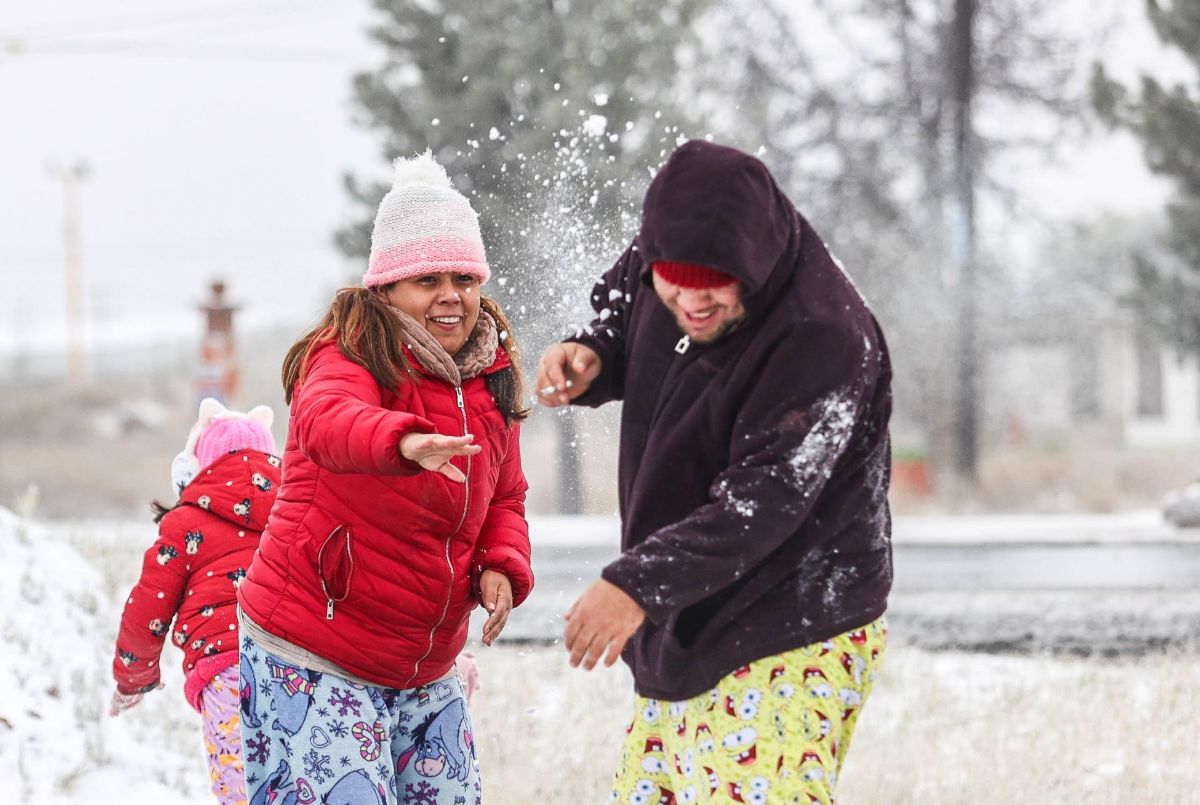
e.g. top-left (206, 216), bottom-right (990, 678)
top-left (316, 524), bottom-right (354, 620)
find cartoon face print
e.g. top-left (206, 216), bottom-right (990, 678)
top-left (173, 627), bottom-right (188, 646)
top-left (673, 748), bottom-right (695, 778)
top-left (703, 768), bottom-right (720, 797)
top-left (798, 750), bottom-right (825, 783)
top-left (769, 665), bottom-right (795, 700)
top-left (727, 775), bottom-right (770, 804)
top-left (200, 604), bottom-right (214, 617)
top-left (721, 727), bottom-right (758, 767)
top-left (156, 545), bottom-right (178, 565)
top-left (640, 756), bottom-right (669, 780)
top-left (724, 688), bottom-right (762, 721)
top-left (232, 498), bottom-right (252, 523)
top-left (840, 652), bottom-right (867, 686)
top-left (118, 649), bottom-right (137, 667)
top-left (148, 618), bottom-right (167, 638)
top-left (191, 637), bottom-right (206, 651)
top-left (267, 454), bottom-right (281, 468)
top-left (196, 495), bottom-right (211, 511)
top-left (251, 472), bottom-right (272, 492)
top-left (227, 568), bottom-right (247, 589)
top-left (203, 643), bottom-right (220, 656)
top-left (802, 710), bottom-right (832, 743)
top-left (627, 779), bottom-right (672, 805)
top-left (184, 530), bottom-right (203, 555)
top-left (802, 667), bottom-right (832, 699)
top-left (694, 723), bottom-right (715, 754)
top-left (773, 712), bottom-right (788, 742)
top-left (642, 700), bottom-right (661, 725)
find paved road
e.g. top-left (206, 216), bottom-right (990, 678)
top-left (478, 541), bottom-right (1200, 653)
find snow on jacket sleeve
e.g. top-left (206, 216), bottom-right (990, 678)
top-left (563, 244), bottom-right (641, 407)
top-left (600, 322), bottom-right (874, 625)
top-left (293, 344), bottom-right (436, 475)
top-left (112, 517), bottom-right (190, 694)
top-left (470, 423), bottom-right (534, 607)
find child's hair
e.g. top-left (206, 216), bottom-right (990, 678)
top-left (150, 500), bottom-right (175, 524)
top-left (281, 287), bottom-right (529, 424)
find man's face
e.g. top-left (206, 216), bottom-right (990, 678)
top-left (652, 273), bottom-right (746, 344)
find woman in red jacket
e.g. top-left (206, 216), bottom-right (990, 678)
top-left (236, 152), bottom-right (533, 805)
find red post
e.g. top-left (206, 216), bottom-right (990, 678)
top-left (195, 280), bottom-right (240, 405)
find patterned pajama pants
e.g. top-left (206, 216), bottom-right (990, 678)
top-left (238, 634), bottom-right (481, 805)
top-left (611, 618), bottom-right (887, 805)
top-left (200, 666), bottom-right (248, 805)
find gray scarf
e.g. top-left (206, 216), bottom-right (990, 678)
top-left (390, 308), bottom-right (500, 386)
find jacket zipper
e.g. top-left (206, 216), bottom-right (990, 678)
top-left (409, 384), bottom-right (471, 685)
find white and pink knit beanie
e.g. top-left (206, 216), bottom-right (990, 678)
top-left (362, 151), bottom-right (491, 288)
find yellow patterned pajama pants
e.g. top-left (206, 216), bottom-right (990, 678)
top-left (611, 618), bottom-right (886, 805)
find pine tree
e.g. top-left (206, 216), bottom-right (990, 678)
top-left (1093, 0), bottom-right (1200, 352)
top-left (339, 0), bottom-right (711, 512)
top-left (338, 0), bottom-right (709, 266)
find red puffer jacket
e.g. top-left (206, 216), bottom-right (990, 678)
top-left (238, 343), bottom-right (532, 689)
top-left (113, 449), bottom-right (281, 710)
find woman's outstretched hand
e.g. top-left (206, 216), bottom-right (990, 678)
top-left (480, 569), bottom-right (513, 646)
top-left (399, 432), bottom-right (481, 482)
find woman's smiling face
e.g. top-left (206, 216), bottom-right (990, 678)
top-left (384, 272), bottom-right (481, 355)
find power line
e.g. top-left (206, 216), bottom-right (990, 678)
top-left (3, 1), bottom-right (344, 42)
top-left (15, 40), bottom-right (362, 64)
top-left (1, 2), bottom-right (363, 64)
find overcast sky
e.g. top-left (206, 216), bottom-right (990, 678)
top-left (0, 0), bottom-right (380, 358)
top-left (0, 0), bottom-right (1186, 361)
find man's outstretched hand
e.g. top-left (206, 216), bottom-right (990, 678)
top-left (563, 578), bottom-right (645, 670)
top-left (535, 343), bottom-right (602, 407)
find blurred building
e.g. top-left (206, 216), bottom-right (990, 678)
top-left (987, 318), bottom-right (1200, 449)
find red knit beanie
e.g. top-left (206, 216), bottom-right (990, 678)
top-left (652, 260), bottom-right (737, 289)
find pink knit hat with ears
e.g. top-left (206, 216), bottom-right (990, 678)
top-left (170, 398), bottom-right (276, 495)
top-left (362, 150), bottom-right (491, 288)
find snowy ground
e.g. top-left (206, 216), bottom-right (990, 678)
top-left (2, 509), bottom-right (1198, 804)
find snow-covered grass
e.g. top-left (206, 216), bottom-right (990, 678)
top-left (2, 509), bottom-right (1197, 804)
top-left (471, 646), bottom-right (1200, 804)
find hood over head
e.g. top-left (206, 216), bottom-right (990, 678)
top-left (635, 140), bottom-right (802, 316)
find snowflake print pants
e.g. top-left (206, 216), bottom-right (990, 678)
top-left (611, 617), bottom-right (887, 805)
top-left (200, 666), bottom-right (248, 805)
top-left (238, 633), bottom-right (481, 805)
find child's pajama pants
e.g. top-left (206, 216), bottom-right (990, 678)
top-left (200, 665), bottom-right (248, 805)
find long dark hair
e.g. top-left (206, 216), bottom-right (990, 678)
top-left (282, 287), bottom-right (528, 424)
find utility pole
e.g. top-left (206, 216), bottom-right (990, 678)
top-left (557, 408), bottom-right (585, 514)
top-left (950, 0), bottom-right (979, 481)
top-left (51, 161), bottom-right (90, 383)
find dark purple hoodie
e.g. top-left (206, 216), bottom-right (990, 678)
top-left (567, 141), bottom-right (893, 700)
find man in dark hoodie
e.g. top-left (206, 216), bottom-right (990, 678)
top-left (536, 140), bottom-right (893, 802)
